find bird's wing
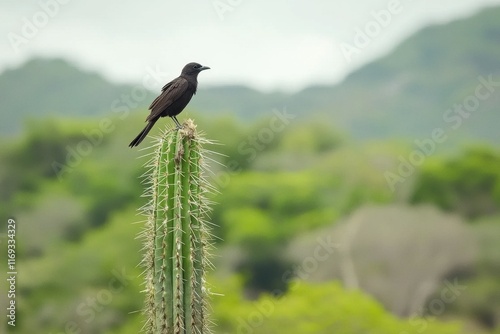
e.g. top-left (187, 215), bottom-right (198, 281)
top-left (147, 77), bottom-right (189, 121)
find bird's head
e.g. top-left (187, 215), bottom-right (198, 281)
top-left (181, 62), bottom-right (210, 77)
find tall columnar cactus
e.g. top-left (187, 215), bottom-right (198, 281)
top-left (140, 119), bottom-right (214, 334)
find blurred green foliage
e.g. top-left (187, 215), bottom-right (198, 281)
top-left (411, 146), bottom-right (500, 219)
top-left (0, 111), bottom-right (498, 333)
top-left (211, 278), bottom-right (462, 334)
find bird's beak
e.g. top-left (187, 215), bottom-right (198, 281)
top-left (200, 66), bottom-right (210, 71)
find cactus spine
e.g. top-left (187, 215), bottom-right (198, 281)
top-left (140, 119), bottom-right (213, 334)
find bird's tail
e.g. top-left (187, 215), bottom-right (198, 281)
top-left (129, 120), bottom-right (157, 147)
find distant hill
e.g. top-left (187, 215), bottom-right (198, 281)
top-left (0, 58), bottom-right (152, 134)
top-left (191, 6), bottom-right (500, 144)
top-left (1, 6), bottom-right (500, 144)
top-left (315, 6), bottom-right (500, 144)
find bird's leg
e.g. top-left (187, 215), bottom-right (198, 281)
top-left (172, 116), bottom-right (182, 129)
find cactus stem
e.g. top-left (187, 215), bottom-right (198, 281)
top-left (140, 119), bottom-right (215, 334)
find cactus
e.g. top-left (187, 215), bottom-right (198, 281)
top-left (139, 119), bottom-right (214, 334)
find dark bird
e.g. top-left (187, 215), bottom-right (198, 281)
top-left (129, 62), bottom-right (210, 147)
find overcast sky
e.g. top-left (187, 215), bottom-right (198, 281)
top-left (1, 0), bottom-right (500, 92)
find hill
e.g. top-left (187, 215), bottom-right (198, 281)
top-left (318, 5), bottom-right (500, 143)
top-left (191, 6), bottom-right (500, 144)
top-left (1, 6), bottom-right (500, 145)
top-left (0, 58), bottom-right (152, 134)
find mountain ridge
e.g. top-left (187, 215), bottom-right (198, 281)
top-left (1, 6), bottom-right (499, 145)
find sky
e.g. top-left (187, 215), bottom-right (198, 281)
top-left (1, 0), bottom-right (500, 92)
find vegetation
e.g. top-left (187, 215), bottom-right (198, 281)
top-left (411, 146), bottom-right (500, 219)
top-left (1, 111), bottom-right (499, 333)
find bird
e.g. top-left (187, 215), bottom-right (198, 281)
top-left (128, 62), bottom-right (210, 147)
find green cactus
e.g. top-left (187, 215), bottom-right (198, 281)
top-left (139, 119), bottom-right (214, 334)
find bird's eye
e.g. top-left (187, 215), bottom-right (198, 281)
top-left (194, 64), bottom-right (201, 69)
